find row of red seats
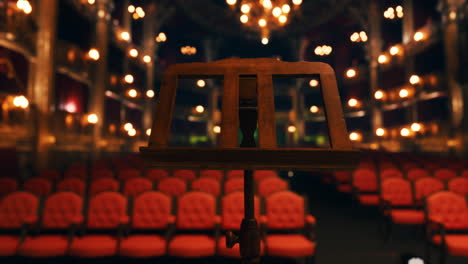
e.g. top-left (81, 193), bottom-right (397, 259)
top-left (333, 166), bottom-right (468, 195)
top-left (0, 175), bottom-right (289, 198)
top-left (0, 190), bottom-right (316, 261)
top-left (47, 166), bottom-right (279, 182)
top-left (381, 184), bottom-right (468, 264)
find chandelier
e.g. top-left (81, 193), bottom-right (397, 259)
top-left (226, 0), bottom-right (303, 44)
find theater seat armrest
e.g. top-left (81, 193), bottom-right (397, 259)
top-left (305, 215), bottom-right (316, 225)
top-left (426, 220), bottom-right (445, 241)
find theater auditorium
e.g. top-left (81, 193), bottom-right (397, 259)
top-left (0, 0), bottom-right (467, 264)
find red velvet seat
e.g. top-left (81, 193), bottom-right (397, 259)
top-left (191, 178), bottom-right (221, 196)
top-left (434, 168), bottom-right (457, 181)
top-left (265, 235), bottom-right (315, 257)
top-left (69, 192), bottom-right (128, 258)
top-left (380, 168), bottom-right (403, 179)
top-left (406, 168), bottom-right (430, 181)
top-left (380, 178), bottom-right (424, 225)
top-left (118, 169), bottom-right (141, 181)
top-left (168, 192), bottom-right (218, 258)
top-left (0, 192), bottom-right (39, 256)
top-left (426, 191), bottom-right (468, 263)
top-left (91, 168), bottom-right (114, 179)
top-left (448, 177), bottom-right (468, 196)
top-left (253, 170), bottom-right (277, 181)
top-left (89, 178), bottom-right (120, 195)
top-left (414, 177), bottom-right (444, 204)
top-left (0, 178), bottom-right (18, 196)
top-left (352, 169), bottom-right (378, 206)
top-left (200, 170), bottom-right (224, 181)
top-left (218, 191), bottom-right (263, 258)
top-left (23, 177), bottom-right (52, 197)
top-left (119, 191), bottom-right (172, 258)
top-left (18, 192), bottom-right (83, 257)
top-left (226, 170), bottom-right (244, 179)
top-left (257, 177), bottom-right (288, 196)
top-left (123, 177), bottom-right (153, 196)
top-left (224, 177), bottom-right (244, 194)
top-left (173, 169), bottom-right (196, 182)
top-left (64, 169), bottom-right (87, 179)
top-left (145, 169), bottom-right (169, 182)
top-left (56, 178), bottom-right (86, 195)
top-left (157, 177), bottom-right (187, 196)
top-left (39, 169), bottom-right (61, 181)
top-left (262, 191), bottom-right (316, 261)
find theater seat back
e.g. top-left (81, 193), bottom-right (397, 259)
top-left (0, 192), bottom-right (39, 228)
top-left (42, 192), bottom-right (83, 229)
top-left (265, 191), bottom-right (305, 230)
top-left (86, 192), bottom-right (127, 229)
top-left (176, 191), bottom-right (216, 230)
top-left (132, 191), bottom-right (172, 229)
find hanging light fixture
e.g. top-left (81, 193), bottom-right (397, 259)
top-left (226, 0), bottom-right (302, 43)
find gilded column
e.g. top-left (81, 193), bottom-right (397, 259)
top-left (90, 0), bottom-right (112, 155)
top-left (31, 0), bottom-right (58, 169)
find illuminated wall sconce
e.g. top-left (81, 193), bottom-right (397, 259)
top-left (195, 105), bottom-right (205, 114)
top-left (13, 95), bottom-right (29, 109)
top-left (399, 88), bottom-right (409, 98)
top-left (17, 0), bottom-right (32, 14)
top-left (124, 122), bottom-right (133, 131)
top-left (400, 128), bottom-right (411, 137)
top-left (409, 74), bottom-right (422, 85)
top-left (374, 90), bottom-right (385, 100)
top-left (413, 31), bottom-right (425, 42)
top-left (127, 89), bottom-right (138, 98)
top-left (213, 125), bottom-right (221, 134)
top-left (287, 125), bottom-right (297, 133)
top-left (410, 122), bottom-right (422, 132)
top-left (349, 132), bottom-right (362, 141)
top-left (146, 90), bottom-right (155, 98)
top-left (309, 79), bottom-right (319, 87)
top-left (347, 98), bottom-right (360, 108)
top-left (146, 128), bottom-right (151, 136)
top-left (314, 45), bottom-right (333, 56)
top-left (143, 55), bottom-right (151, 63)
top-left (87, 113), bottom-right (98, 124)
top-left (87, 48), bottom-right (100, 61)
top-left (346, 68), bottom-right (357, 78)
top-left (375, 128), bottom-right (386, 137)
top-left (120, 31), bottom-right (130, 41)
top-left (378, 54), bottom-right (388, 64)
top-left (197, 79), bottom-right (206, 87)
top-left (389, 45), bottom-right (401, 56)
top-left (350, 31), bottom-right (368, 42)
top-left (181, 46), bottom-right (197, 55)
top-left (128, 128), bottom-right (137, 136)
top-left (128, 48), bottom-right (138, 58)
top-left (155, 32), bottom-right (167, 43)
top-left (124, 74), bottom-right (134, 84)
top-left (309, 105), bottom-right (319, 113)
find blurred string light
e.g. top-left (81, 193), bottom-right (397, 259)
top-left (350, 31), bottom-right (368, 42)
top-left (124, 74), bottom-right (134, 84)
top-left (129, 6), bottom-right (145, 19)
top-left (195, 105), bottom-right (205, 113)
top-left (346, 68), bottom-right (357, 78)
top-left (226, 0), bottom-right (302, 44)
top-left (146, 90), bottom-right (155, 98)
top-left (400, 128), bottom-right (410, 137)
top-left (87, 0), bottom-right (95, 5)
top-left (213, 125), bottom-right (221, 134)
top-left (143, 55), bottom-right (151, 63)
top-left (155, 32), bottom-right (167, 43)
top-left (128, 128), bottom-right (137, 137)
top-left (374, 90), bottom-right (385, 100)
top-left (411, 123), bottom-right (422, 132)
top-left (309, 105), bottom-right (319, 113)
top-left (128, 48), bottom-right (138, 58)
top-left (409, 75), bottom-right (421, 85)
top-left (384, 6), bottom-right (403, 19)
top-left (124, 123), bottom-right (133, 131)
top-left (314, 45), bottom-right (332, 56)
top-left (347, 98), bottom-right (360, 108)
top-left (413, 31), bottom-right (425, 42)
top-left (146, 129), bottom-right (152, 136)
top-left (287, 125), bottom-right (297, 133)
top-left (181, 46), bottom-right (197, 55)
top-left (13, 95), bottom-right (29, 109)
top-left (127, 89), bottom-right (137, 98)
top-left (197, 80), bottom-right (206, 87)
top-left (88, 48), bottom-right (100, 61)
top-left (87, 113), bottom-right (98, 124)
top-left (16, 0), bottom-right (32, 14)
top-left (120, 31), bottom-right (130, 41)
top-left (399, 88), bottom-right (409, 98)
top-left (378, 54), bottom-right (388, 64)
top-left (349, 132), bottom-right (362, 141)
top-left (389, 45), bottom-right (401, 56)
top-left (375, 128), bottom-right (386, 137)
top-left (309, 79), bottom-right (319, 87)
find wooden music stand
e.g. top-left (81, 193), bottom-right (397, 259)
top-left (141, 58), bottom-right (360, 263)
